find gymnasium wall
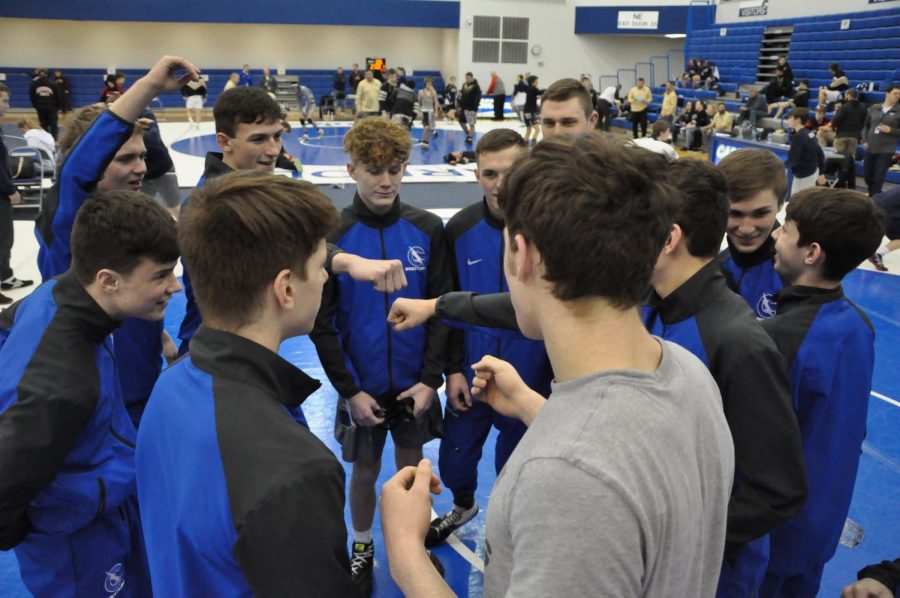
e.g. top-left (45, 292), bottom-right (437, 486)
top-left (715, 0), bottom-right (899, 23)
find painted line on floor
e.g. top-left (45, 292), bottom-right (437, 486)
top-left (871, 391), bottom-right (900, 409)
top-left (862, 441), bottom-right (900, 475)
top-left (432, 508), bottom-right (485, 573)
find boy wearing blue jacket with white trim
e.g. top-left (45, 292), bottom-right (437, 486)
top-left (0, 191), bottom-right (180, 597)
top-left (761, 187), bottom-right (885, 598)
top-left (311, 117), bottom-right (452, 596)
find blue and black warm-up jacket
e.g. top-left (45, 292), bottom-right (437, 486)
top-left (136, 326), bottom-right (358, 597)
top-left (33, 109), bottom-right (164, 423)
top-left (642, 260), bottom-right (807, 550)
top-left (719, 234), bottom-right (785, 320)
top-left (444, 200), bottom-right (551, 395)
top-left (311, 194), bottom-right (452, 398)
top-left (0, 273), bottom-right (137, 550)
top-left (762, 285), bottom-right (875, 574)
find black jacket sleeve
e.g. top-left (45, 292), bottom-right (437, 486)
top-left (0, 136), bottom-right (16, 197)
top-left (785, 135), bottom-right (802, 170)
top-left (436, 291), bottom-right (520, 330)
top-left (420, 224), bottom-right (453, 389)
top-left (857, 559), bottom-right (900, 594)
top-left (234, 466), bottom-right (361, 598)
top-left (445, 231), bottom-right (466, 376)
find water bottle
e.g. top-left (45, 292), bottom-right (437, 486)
top-left (839, 518), bottom-right (864, 547)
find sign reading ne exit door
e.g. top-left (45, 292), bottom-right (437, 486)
top-left (617, 11), bottom-right (659, 29)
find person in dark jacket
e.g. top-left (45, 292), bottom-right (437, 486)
top-left (333, 66), bottom-right (348, 113)
top-left (379, 68), bottom-right (399, 118)
top-left (843, 558), bottom-right (900, 597)
top-left (0, 190), bottom-right (180, 598)
top-left (310, 118), bottom-right (452, 596)
top-left (99, 73), bottom-right (126, 103)
top-left (137, 172), bottom-right (360, 597)
top-left (829, 89), bottom-right (868, 188)
top-left (181, 78), bottom-right (207, 128)
top-left (682, 100), bottom-right (710, 151)
top-left (137, 109), bottom-right (181, 218)
top-left (258, 66), bottom-right (278, 96)
top-left (522, 75), bottom-right (543, 145)
top-left (761, 188), bottom-right (885, 598)
top-left (0, 83), bottom-right (30, 305)
top-left (457, 72), bottom-right (482, 145)
top-left (643, 159), bottom-right (806, 598)
top-left (764, 67), bottom-right (792, 104)
top-left (718, 149), bottom-right (788, 318)
top-left (776, 56), bottom-right (794, 89)
top-left (862, 84), bottom-right (900, 196)
top-left (29, 68), bottom-right (60, 139)
top-left (53, 69), bottom-right (71, 116)
top-left (785, 108), bottom-right (826, 197)
top-left (426, 130), bottom-right (552, 549)
top-left (738, 88), bottom-right (768, 127)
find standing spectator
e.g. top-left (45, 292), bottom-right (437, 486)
top-left (0, 83), bottom-right (30, 304)
top-left (486, 71), bottom-right (506, 121)
top-left (16, 118), bottom-right (56, 174)
top-left (830, 89), bottom-right (868, 189)
top-left (660, 80), bottom-right (678, 124)
top-left (818, 63), bottom-right (850, 107)
top-left (390, 79), bottom-right (419, 131)
top-left (776, 56), bottom-right (794, 89)
top-left (239, 64), bottom-right (252, 87)
top-left (379, 68), bottom-right (399, 118)
top-left (862, 84), bottom-right (900, 196)
top-left (396, 66), bottom-right (408, 86)
top-left (738, 88), bottom-right (768, 127)
top-left (52, 69), bottom-right (71, 119)
top-left (705, 102), bottom-right (735, 140)
top-left (259, 67), bottom-right (278, 97)
top-left (29, 68), bottom-right (60, 139)
top-left (512, 74), bottom-right (528, 122)
top-left (333, 66), bottom-right (348, 114)
top-left (785, 108), bottom-right (826, 196)
top-left (355, 69), bottom-right (381, 119)
top-left (522, 75), bottom-right (543, 146)
top-left (223, 72), bottom-right (239, 91)
top-left (441, 75), bottom-right (459, 120)
top-left (458, 72), bottom-right (481, 145)
top-left (181, 79), bottom-right (207, 129)
top-left (349, 63), bottom-right (363, 94)
top-left (627, 77), bottom-right (652, 138)
top-left (596, 83), bottom-right (620, 131)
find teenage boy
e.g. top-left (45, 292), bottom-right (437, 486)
top-left (631, 120), bottom-right (679, 161)
top-left (760, 188), bottom-right (885, 598)
top-left (717, 148), bottom-right (788, 319)
top-left (310, 118), bottom-right (452, 596)
top-left (35, 55), bottom-right (199, 423)
top-left (457, 72), bottom-right (481, 145)
top-left (0, 191), bottom-right (180, 597)
top-left (785, 108), bottom-right (825, 197)
top-left (643, 159), bottom-right (806, 597)
top-left (427, 130), bottom-right (552, 548)
top-left (137, 172), bottom-right (359, 596)
top-left (381, 134), bottom-right (735, 597)
top-left (0, 82), bottom-right (30, 305)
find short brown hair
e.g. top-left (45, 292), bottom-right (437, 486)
top-left (790, 107), bottom-right (810, 122)
top-left (717, 148), bottom-right (787, 205)
top-left (71, 191), bottom-right (179, 286)
top-left (17, 118), bottom-right (39, 131)
top-left (58, 104), bottom-right (142, 158)
top-left (179, 171), bottom-right (340, 327)
top-left (786, 188), bottom-right (885, 281)
top-left (667, 159), bottom-right (729, 258)
top-left (475, 128), bottom-right (526, 161)
top-left (541, 78), bottom-right (594, 119)
top-left (498, 135), bottom-right (673, 306)
top-left (650, 120), bottom-right (671, 140)
top-left (214, 87), bottom-right (282, 138)
top-left (343, 117), bottom-right (411, 166)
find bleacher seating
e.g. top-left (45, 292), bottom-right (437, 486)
top-left (0, 67), bottom-right (445, 111)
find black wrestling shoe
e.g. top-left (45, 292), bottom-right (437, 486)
top-left (350, 541), bottom-right (374, 596)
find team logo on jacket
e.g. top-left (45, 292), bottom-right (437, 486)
top-left (756, 293), bottom-right (777, 320)
top-left (406, 246), bottom-right (427, 271)
top-left (104, 563), bottom-right (125, 596)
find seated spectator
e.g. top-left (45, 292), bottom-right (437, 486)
top-left (681, 58), bottom-right (701, 87)
top-left (224, 72), bottom-right (240, 91)
top-left (259, 67), bottom-right (278, 98)
top-left (818, 63), bottom-right (850, 107)
top-left (672, 100), bottom-right (695, 141)
top-left (765, 68), bottom-right (792, 104)
top-left (99, 73), bottom-right (125, 104)
top-left (630, 119), bottom-right (679, 161)
top-left (810, 106), bottom-right (835, 147)
top-left (738, 89), bottom-right (768, 127)
top-left (699, 59), bottom-right (721, 90)
top-left (16, 118), bottom-right (57, 173)
top-left (705, 102), bottom-right (735, 139)
top-left (239, 64), bottom-right (252, 87)
top-left (682, 100), bottom-right (710, 151)
top-left (771, 79), bottom-right (810, 120)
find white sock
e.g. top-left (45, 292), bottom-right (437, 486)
top-left (877, 245), bottom-right (890, 257)
top-left (354, 529), bottom-right (373, 545)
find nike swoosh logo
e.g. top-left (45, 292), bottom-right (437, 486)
top-left (467, 259), bottom-right (483, 266)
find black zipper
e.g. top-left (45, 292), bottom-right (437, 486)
top-left (95, 478), bottom-right (107, 519)
top-left (380, 228), bottom-right (394, 392)
top-left (496, 233), bottom-right (504, 358)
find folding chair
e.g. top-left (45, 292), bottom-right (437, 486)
top-left (9, 147), bottom-right (49, 209)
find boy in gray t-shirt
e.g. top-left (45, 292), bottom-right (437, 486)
top-left (380, 135), bottom-right (735, 597)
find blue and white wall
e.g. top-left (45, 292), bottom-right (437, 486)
top-left (715, 0), bottom-right (899, 23)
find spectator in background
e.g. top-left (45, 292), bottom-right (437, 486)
top-left (442, 75), bottom-right (459, 121)
top-left (522, 75), bottom-right (543, 146)
top-left (681, 100), bottom-right (710, 152)
top-left (818, 63), bottom-right (850, 107)
top-left (355, 69), bottom-right (381, 119)
top-left (807, 106), bottom-right (831, 134)
top-left (776, 56), bottom-right (794, 89)
top-left (486, 71), bottom-right (506, 121)
top-left (513, 74), bottom-right (528, 123)
top-left (16, 118), bottom-right (56, 173)
top-left (379, 68), bottom-right (399, 119)
top-left (660, 81), bottom-right (678, 124)
top-left (29, 68), bottom-right (60, 139)
top-left (862, 84), bottom-right (900, 196)
top-left (0, 83), bottom-right (30, 304)
top-left (580, 76), bottom-right (599, 122)
top-left (259, 67), bottom-right (278, 98)
top-left (294, 78), bottom-right (324, 139)
top-left (765, 67), bottom-right (793, 104)
top-left (99, 73), bottom-right (125, 104)
top-left (333, 66), bottom-right (348, 114)
top-left (458, 72), bottom-right (481, 145)
top-left (239, 64), bottom-right (252, 87)
top-left (829, 89), bottom-right (868, 188)
top-left (681, 57), bottom-right (700, 87)
top-left (627, 78), bottom-right (652, 138)
top-left (672, 100), bottom-right (695, 144)
top-left (738, 88), bottom-right (768, 126)
top-left (53, 69), bottom-right (71, 119)
top-left (631, 119), bottom-right (679, 161)
top-left (349, 63), bottom-right (363, 95)
top-left (705, 101), bottom-right (735, 140)
top-left (785, 108), bottom-right (826, 196)
top-left (418, 76), bottom-right (441, 147)
top-left (699, 59), bottom-right (720, 90)
top-left (224, 72), bottom-right (240, 92)
top-left (596, 83), bottom-right (620, 131)
top-left (772, 79), bottom-right (810, 120)
top-left (181, 78), bottom-right (207, 129)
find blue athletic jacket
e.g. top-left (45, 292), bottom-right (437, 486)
top-left (641, 260), bottom-right (806, 550)
top-left (0, 273), bottom-right (137, 549)
top-left (719, 233), bottom-right (785, 320)
top-left (34, 109), bottom-right (163, 422)
top-left (762, 285), bottom-right (875, 573)
top-left (137, 326), bottom-right (357, 597)
top-left (311, 194), bottom-right (452, 398)
top-left (444, 200), bottom-right (551, 396)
